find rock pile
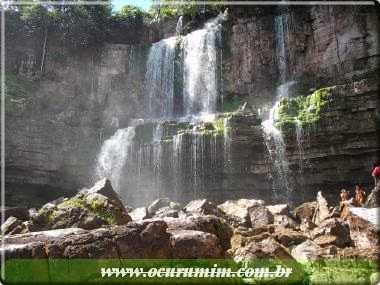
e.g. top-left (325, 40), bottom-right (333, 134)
top-left (1, 179), bottom-right (378, 262)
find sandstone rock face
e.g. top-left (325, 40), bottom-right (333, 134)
top-left (248, 206), bottom-right (274, 229)
top-left (218, 199), bottom-right (265, 227)
top-left (170, 230), bottom-right (223, 258)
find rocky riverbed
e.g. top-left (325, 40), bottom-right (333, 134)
top-left (2, 179), bottom-right (379, 265)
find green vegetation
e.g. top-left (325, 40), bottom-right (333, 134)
top-left (60, 196), bottom-right (117, 225)
top-left (275, 87), bottom-right (335, 128)
top-left (213, 118), bottom-right (225, 134)
top-left (5, 73), bottom-right (37, 112)
top-left (148, 0), bottom-right (224, 21)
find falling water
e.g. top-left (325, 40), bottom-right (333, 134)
top-left (295, 119), bottom-right (305, 174)
top-left (176, 16), bottom-right (183, 35)
top-left (145, 37), bottom-right (177, 118)
top-left (95, 126), bottom-right (136, 191)
top-left (262, 83), bottom-right (294, 200)
top-left (182, 13), bottom-right (225, 116)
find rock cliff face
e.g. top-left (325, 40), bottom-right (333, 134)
top-left (5, 6), bottom-right (379, 207)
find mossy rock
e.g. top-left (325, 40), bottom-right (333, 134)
top-left (275, 86), bottom-right (335, 128)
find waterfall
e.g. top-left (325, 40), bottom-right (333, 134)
top-left (145, 37), bottom-right (177, 118)
top-left (182, 14), bottom-right (224, 117)
top-left (176, 16), bottom-right (183, 35)
top-left (95, 127), bottom-right (136, 191)
top-left (295, 119), bottom-right (305, 174)
top-left (275, 13), bottom-right (289, 83)
top-left (262, 82), bottom-right (294, 200)
top-left (96, 12), bottom-right (228, 205)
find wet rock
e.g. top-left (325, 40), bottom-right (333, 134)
top-left (1, 217), bottom-right (23, 235)
top-left (184, 199), bottom-right (225, 217)
top-left (229, 228), bottom-right (272, 256)
top-left (218, 199), bottom-right (264, 227)
top-left (233, 237), bottom-right (293, 262)
top-left (291, 240), bottom-right (337, 262)
top-left (248, 205), bottom-right (274, 229)
top-left (273, 228), bottom-right (308, 247)
top-left (170, 230), bottom-right (223, 258)
top-left (310, 218), bottom-right (351, 248)
top-left (147, 198), bottom-right (171, 216)
top-left (313, 192), bottom-right (331, 225)
top-left (293, 201), bottom-right (317, 222)
top-left (129, 207), bottom-right (148, 221)
top-left (266, 204), bottom-right (289, 216)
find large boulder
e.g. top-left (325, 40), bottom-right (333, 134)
top-left (273, 228), bottom-right (308, 248)
top-left (129, 207), bottom-right (148, 221)
top-left (310, 218), bottom-right (351, 248)
top-left (1, 221), bottom-right (172, 259)
top-left (274, 214), bottom-right (299, 230)
top-left (1, 217), bottom-right (23, 235)
top-left (293, 201), bottom-right (317, 222)
top-left (218, 199), bottom-right (264, 227)
top-left (153, 207), bottom-right (179, 218)
top-left (233, 237), bottom-right (293, 262)
top-left (248, 206), bottom-right (274, 229)
top-left (31, 179), bottom-right (131, 231)
top-left (266, 204), bottom-right (289, 216)
top-left (291, 240), bottom-right (337, 262)
top-left (313, 191), bottom-right (331, 225)
top-left (184, 199), bottom-right (225, 217)
top-left (341, 206), bottom-right (379, 249)
top-left (147, 198), bottom-right (171, 217)
top-left (156, 215), bottom-right (233, 251)
top-left (365, 185), bottom-right (380, 208)
top-left (170, 230), bottom-right (223, 258)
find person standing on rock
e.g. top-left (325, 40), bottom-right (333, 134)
top-left (372, 163), bottom-right (380, 188)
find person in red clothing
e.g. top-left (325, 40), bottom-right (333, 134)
top-left (372, 163), bottom-right (380, 188)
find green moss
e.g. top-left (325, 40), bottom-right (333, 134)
top-left (58, 196), bottom-right (117, 225)
top-left (213, 118), bottom-right (225, 134)
top-left (275, 86), bottom-right (335, 128)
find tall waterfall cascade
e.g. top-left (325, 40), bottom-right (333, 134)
top-left (96, 12), bottom-right (229, 205)
top-left (261, 12), bottom-right (294, 201)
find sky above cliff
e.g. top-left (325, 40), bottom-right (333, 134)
top-left (113, 0), bottom-right (153, 11)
